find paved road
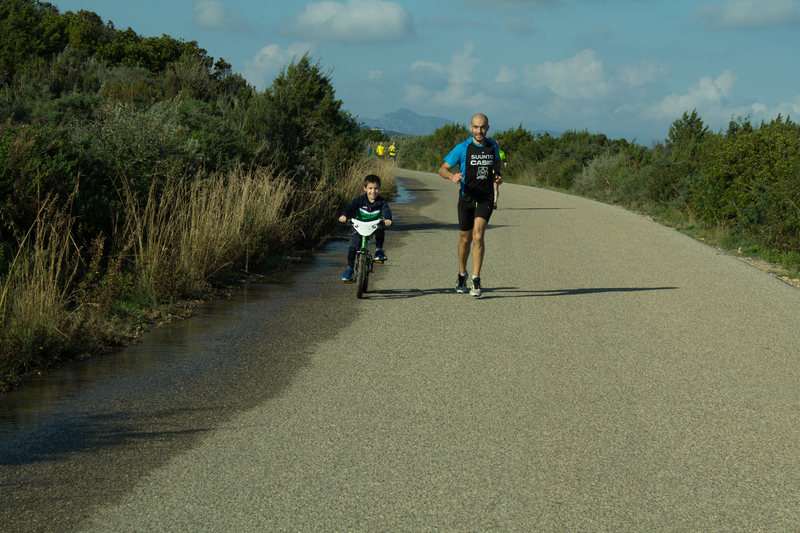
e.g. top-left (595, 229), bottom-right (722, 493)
top-left (3, 169), bottom-right (800, 531)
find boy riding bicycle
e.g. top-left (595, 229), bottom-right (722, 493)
top-left (338, 174), bottom-right (393, 281)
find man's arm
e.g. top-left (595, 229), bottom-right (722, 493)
top-left (492, 144), bottom-right (503, 184)
top-left (493, 164), bottom-right (503, 185)
top-left (438, 162), bottom-right (463, 184)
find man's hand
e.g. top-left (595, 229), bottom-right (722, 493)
top-left (438, 163), bottom-right (463, 184)
top-left (385, 220), bottom-right (393, 227)
top-left (338, 215), bottom-right (347, 223)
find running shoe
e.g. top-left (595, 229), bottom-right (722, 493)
top-left (470, 276), bottom-right (482, 297)
top-left (342, 266), bottom-right (354, 282)
top-left (456, 273), bottom-right (468, 293)
top-left (375, 250), bottom-right (388, 262)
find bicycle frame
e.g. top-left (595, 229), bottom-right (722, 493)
top-left (350, 218), bottom-right (382, 299)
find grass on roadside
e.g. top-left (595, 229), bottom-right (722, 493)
top-left (1, 196), bottom-right (81, 384)
top-left (0, 157), bottom-right (397, 391)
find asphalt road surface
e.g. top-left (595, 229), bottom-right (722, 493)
top-left (3, 169), bottom-right (800, 531)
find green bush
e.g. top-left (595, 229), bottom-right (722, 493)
top-left (88, 100), bottom-right (183, 182)
top-left (0, 120), bottom-right (80, 228)
top-left (397, 123), bottom-right (469, 172)
top-left (573, 152), bottom-right (625, 196)
top-left (697, 119), bottom-right (800, 249)
top-left (647, 161), bottom-right (698, 205)
top-left (536, 157), bottom-right (582, 189)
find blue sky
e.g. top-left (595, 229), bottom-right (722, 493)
top-left (51, 0), bottom-right (800, 144)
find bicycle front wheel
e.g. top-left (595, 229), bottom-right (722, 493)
top-left (355, 254), bottom-right (366, 299)
top-left (362, 260), bottom-right (370, 294)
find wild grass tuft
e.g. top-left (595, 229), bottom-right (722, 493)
top-left (119, 164), bottom-right (297, 303)
top-left (0, 196), bottom-right (80, 383)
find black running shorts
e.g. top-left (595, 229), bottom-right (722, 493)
top-left (457, 199), bottom-right (493, 231)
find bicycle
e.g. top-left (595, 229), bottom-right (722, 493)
top-left (346, 217), bottom-right (385, 299)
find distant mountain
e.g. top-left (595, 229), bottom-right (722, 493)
top-left (358, 108), bottom-right (453, 137)
top-left (359, 108), bottom-right (562, 139)
top-left (531, 129), bottom-right (562, 137)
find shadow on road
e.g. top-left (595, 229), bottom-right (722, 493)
top-left (480, 286), bottom-right (680, 299)
top-left (393, 222), bottom-right (514, 233)
top-left (366, 288), bottom-right (454, 299)
top-left (392, 221), bottom-right (460, 233)
top-left (501, 207), bottom-right (574, 211)
top-left (0, 408), bottom-right (213, 467)
top-left (366, 286), bottom-right (678, 300)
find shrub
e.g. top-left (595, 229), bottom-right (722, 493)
top-left (536, 157), bottom-right (582, 189)
top-left (647, 161), bottom-right (698, 205)
top-left (0, 119), bottom-right (80, 231)
top-left (160, 54), bottom-right (217, 102)
top-left (573, 152), bottom-right (624, 195)
top-left (697, 120), bottom-right (800, 250)
top-left (88, 100), bottom-right (183, 183)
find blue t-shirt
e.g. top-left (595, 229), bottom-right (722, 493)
top-left (443, 138), bottom-right (501, 203)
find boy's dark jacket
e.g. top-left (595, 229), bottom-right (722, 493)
top-left (341, 194), bottom-right (393, 222)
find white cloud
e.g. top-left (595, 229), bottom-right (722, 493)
top-left (462, 0), bottom-right (562, 11)
top-left (610, 72), bottom-right (800, 138)
top-left (588, 24), bottom-right (613, 43)
top-left (403, 84), bottom-right (430, 103)
top-left (617, 60), bottom-right (670, 87)
top-left (403, 42), bottom-right (490, 110)
top-left (368, 70), bottom-right (383, 80)
top-left (192, 0), bottom-right (252, 31)
top-left (410, 61), bottom-right (444, 74)
top-left (692, 0), bottom-right (800, 28)
top-left (501, 15), bottom-right (535, 34)
top-left (445, 42), bottom-right (482, 88)
top-left (243, 43), bottom-right (314, 89)
top-left (433, 42), bottom-right (489, 107)
top-left (523, 49), bottom-right (614, 100)
top-left (290, 0), bottom-right (414, 42)
top-left (495, 65), bottom-right (519, 83)
top-left (638, 70), bottom-right (739, 121)
top-left (419, 13), bottom-right (484, 28)
top-left (741, 95), bottom-right (800, 122)
top-left (519, 50), bottom-right (667, 103)
top-left (773, 94), bottom-right (800, 117)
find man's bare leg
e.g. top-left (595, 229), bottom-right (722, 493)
top-left (458, 230), bottom-right (472, 274)
top-left (471, 217), bottom-right (488, 277)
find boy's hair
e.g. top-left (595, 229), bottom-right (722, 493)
top-left (363, 174), bottom-right (381, 188)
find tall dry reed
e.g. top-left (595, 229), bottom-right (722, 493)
top-left (0, 157), bottom-right (392, 388)
top-left (335, 157), bottom-right (398, 203)
top-left (120, 165), bottom-right (295, 303)
top-left (1, 197), bottom-right (80, 372)
top-left (180, 165), bottom-right (294, 275)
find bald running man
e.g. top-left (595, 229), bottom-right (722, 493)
top-left (438, 113), bottom-right (503, 297)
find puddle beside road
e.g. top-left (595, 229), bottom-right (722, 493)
top-left (0, 247), bottom-right (336, 437)
top-left (0, 180), bottom-right (415, 438)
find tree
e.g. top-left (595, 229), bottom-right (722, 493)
top-left (62, 9), bottom-right (114, 55)
top-left (253, 53), bottom-right (358, 177)
top-left (666, 109), bottom-right (711, 162)
top-left (0, 0), bottom-right (67, 80)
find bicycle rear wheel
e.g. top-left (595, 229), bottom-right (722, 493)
top-left (355, 254), bottom-right (366, 299)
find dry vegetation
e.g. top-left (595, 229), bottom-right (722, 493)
top-left (0, 157), bottom-right (396, 390)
